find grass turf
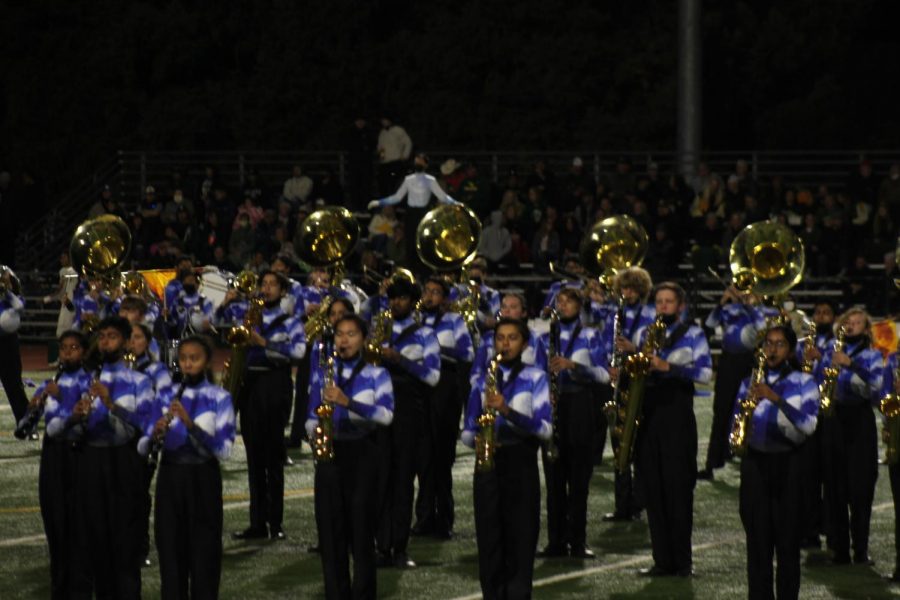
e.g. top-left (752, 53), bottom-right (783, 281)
top-left (1, 372), bottom-right (899, 599)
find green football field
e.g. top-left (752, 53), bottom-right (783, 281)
top-left (2, 372), bottom-right (900, 599)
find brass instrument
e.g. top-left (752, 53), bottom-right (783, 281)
top-left (363, 264), bottom-right (416, 287)
top-left (365, 309), bottom-right (393, 365)
top-left (729, 348), bottom-right (768, 457)
top-left (0, 265), bottom-right (22, 296)
top-left (447, 279), bottom-right (481, 341)
top-left (818, 325), bottom-right (845, 418)
top-left (475, 352), bottom-right (503, 473)
top-left (800, 318), bottom-right (817, 374)
top-left (416, 204), bottom-right (482, 272)
top-left (545, 308), bottom-right (561, 462)
top-left (148, 382), bottom-right (185, 469)
top-left (728, 220), bottom-right (805, 298)
top-left (305, 296), bottom-right (335, 342)
top-left (221, 294), bottom-right (264, 399)
top-left (614, 315), bottom-right (666, 474)
top-left (881, 359), bottom-right (900, 465)
top-left (314, 330), bottom-right (338, 463)
top-left (70, 215), bottom-right (132, 283)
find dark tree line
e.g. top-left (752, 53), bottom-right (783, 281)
top-left (0, 0), bottom-right (898, 198)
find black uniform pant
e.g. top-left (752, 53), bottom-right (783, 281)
top-left (155, 459), bottom-right (223, 600)
top-left (289, 353), bottom-right (312, 445)
top-left (541, 388), bottom-right (595, 550)
top-left (799, 421), bottom-right (827, 543)
top-left (70, 443), bottom-right (143, 599)
top-left (415, 362), bottom-right (466, 534)
top-left (39, 437), bottom-right (76, 600)
top-left (635, 381), bottom-right (697, 573)
top-left (740, 447), bottom-right (803, 600)
top-left (705, 350), bottom-right (754, 471)
top-left (890, 461), bottom-right (900, 573)
top-left (822, 401), bottom-right (878, 559)
top-left (241, 368), bottom-right (291, 532)
top-left (316, 434), bottom-right (379, 600)
top-left (0, 333), bottom-right (29, 423)
top-left (376, 376), bottom-right (424, 556)
top-left (475, 441), bottom-right (540, 600)
top-left (591, 383), bottom-right (608, 465)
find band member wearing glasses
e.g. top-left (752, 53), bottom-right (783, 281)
top-left (463, 317), bottom-right (552, 600)
top-left (307, 314), bottom-right (394, 599)
top-left (735, 324), bottom-right (819, 600)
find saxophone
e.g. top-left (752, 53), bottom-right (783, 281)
top-left (221, 294), bottom-right (264, 399)
top-left (475, 352), bottom-right (503, 473)
top-left (800, 320), bottom-right (817, 374)
top-left (314, 331), bottom-right (338, 464)
top-left (305, 295), bottom-right (334, 342)
top-left (818, 325), bottom-right (845, 418)
top-left (614, 314), bottom-right (665, 474)
top-left (881, 359), bottom-right (900, 465)
top-left (729, 348), bottom-right (768, 457)
top-left (364, 309), bottom-right (393, 365)
top-left (603, 295), bottom-right (626, 441)
top-left (544, 308), bottom-right (561, 462)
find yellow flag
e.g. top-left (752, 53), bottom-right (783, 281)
top-left (139, 269), bottom-right (177, 303)
top-left (871, 320), bottom-right (898, 360)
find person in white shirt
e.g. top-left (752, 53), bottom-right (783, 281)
top-left (376, 116), bottom-right (413, 195)
top-left (282, 165), bottom-right (313, 204)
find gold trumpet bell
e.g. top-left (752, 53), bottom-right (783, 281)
top-left (70, 215), bottom-right (132, 278)
top-left (297, 206), bottom-right (360, 267)
top-left (729, 220), bottom-right (804, 297)
top-left (416, 204), bottom-right (482, 272)
top-left (579, 215), bottom-right (649, 278)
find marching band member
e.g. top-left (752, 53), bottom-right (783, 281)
top-left (145, 335), bottom-right (235, 599)
top-left (213, 286), bottom-right (250, 328)
top-left (0, 266), bottom-right (29, 428)
top-left (600, 266), bottom-right (655, 522)
top-left (413, 276), bottom-right (474, 539)
top-left (69, 316), bottom-right (153, 598)
top-left (735, 324), bottom-right (819, 600)
top-left (535, 287), bottom-right (608, 559)
top-left (71, 276), bottom-right (107, 330)
top-left (698, 287), bottom-right (767, 481)
top-left (118, 295), bottom-right (162, 358)
top-left (449, 257), bottom-right (501, 332)
top-left (164, 257), bottom-right (194, 310)
top-left (815, 307), bottom-right (884, 565)
top-left (166, 269), bottom-right (213, 337)
top-left (375, 278), bottom-right (441, 569)
top-left (19, 330), bottom-right (91, 598)
top-left (883, 351), bottom-right (900, 582)
top-left (233, 271), bottom-right (307, 541)
top-left (631, 282), bottom-right (711, 577)
top-left (462, 317), bottom-right (552, 600)
top-left (470, 292), bottom-right (537, 388)
top-left (306, 314), bottom-right (394, 599)
top-left (797, 299), bottom-right (837, 549)
top-left (271, 254), bottom-right (304, 316)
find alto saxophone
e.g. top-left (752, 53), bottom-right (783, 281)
top-left (614, 314), bottom-right (665, 474)
top-left (729, 348), bottom-right (768, 457)
top-left (881, 360), bottom-right (900, 465)
top-left (221, 294), bottom-right (264, 399)
top-left (818, 325), bottom-right (845, 418)
top-left (800, 321), bottom-right (816, 374)
top-left (364, 309), bottom-right (393, 365)
top-left (475, 352), bottom-right (503, 473)
top-left (314, 332), bottom-right (338, 464)
top-left (544, 308), bottom-right (561, 462)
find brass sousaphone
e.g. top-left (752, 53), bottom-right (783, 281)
top-left (579, 214), bottom-right (649, 288)
top-left (70, 214), bottom-right (132, 283)
top-left (728, 220), bottom-right (805, 298)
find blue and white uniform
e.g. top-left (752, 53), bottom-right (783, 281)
top-left (383, 315), bottom-right (441, 387)
top-left (705, 303), bottom-right (767, 354)
top-left (419, 309), bottom-right (474, 366)
top-left (0, 288), bottom-right (25, 334)
top-left (470, 328), bottom-right (538, 387)
top-left (535, 318), bottom-right (609, 388)
top-left (246, 305), bottom-right (307, 368)
top-left (133, 353), bottom-right (173, 393)
top-left (814, 338), bottom-right (884, 407)
top-left (449, 283), bottom-right (501, 331)
top-left (735, 368), bottom-right (819, 452)
top-left (28, 368), bottom-right (92, 440)
top-left (168, 290), bottom-right (214, 336)
top-left (600, 302), bottom-right (657, 367)
top-left (71, 280), bottom-right (107, 330)
top-left (83, 361), bottom-right (154, 446)
top-left (213, 298), bottom-right (249, 328)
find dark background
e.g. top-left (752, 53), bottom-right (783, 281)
top-left (1, 0), bottom-right (898, 194)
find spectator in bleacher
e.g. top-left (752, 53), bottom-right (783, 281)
top-left (272, 226), bottom-right (297, 262)
top-left (690, 177), bottom-right (724, 221)
top-left (508, 227), bottom-right (530, 268)
top-left (721, 212), bottom-right (745, 250)
top-left (573, 192), bottom-right (596, 231)
top-left (292, 206), bottom-right (312, 257)
top-left (88, 185), bottom-right (126, 220)
top-left (192, 211), bottom-right (227, 264)
top-left (879, 163), bottom-right (900, 220)
top-left (478, 210), bottom-right (512, 269)
top-left (773, 188), bottom-right (804, 230)
top-left (312, 167), bottom-right (343, 206)
top-left (245, 250), bottom-right (270, 276)
top-left (526, 159), bottom-right (557, 204)
top-left (531, 214), bottom-right (560, 272)
top-left (559, 214), bottom-right (582, 256)
top-left (376, 115), bottom-right (413, 195)
top-left (734, 158), bottom-right (759, 199)
top-left (439, 159), bottom-right (464, 194)
top-left (233, 196), bottom-right (263, 230)
top-left (743, 195), bottom-right (766, 223)
top-left (384, 221), bottom-right (407, 266)
top-left (850, 194), bottom-right (874, 255)
top-left (723, 174), bottom-right (744, 217)
top-left (820, 206), bottom-right (848, 276)
top-left (844, 255), bottom-right (878, 310)
top-left (642, 162), bottom-right (666, 205)
top-left (690, 161), bottom-right (720, 195)
top-left (242, 168), bottom-right (267, 207)
top-left (799, 213), bottom-right (825, 276)
top-left (198, 165), bottom-right (219, 205)
top-left (631, 198), bottom-right (654, 235)
top-left (275, 199), bottom-right (294, 232)
top-left (847, 158), bottom-right (879, 206)
top-left (212, 246), bottom-right (237, 274)
top-left (368, 206), bottom-right (398, 254)
top-left (140, 185), bottom-right (163, 241)
top-left (870, 202), bottom-right (897, 262)
top-left (692, 212), bottom-right (723, 273)
top-left (255, 209), bottom-right (279, 254)
top-left (458, 163), bottom-right (492, 219)
top-left (604, 156), bottom-right (636, 205)
top-left (161, 189), bottom-right (193, 225)
top-left (561, 156), bottom-right (594, 214)
top-left (229, 213), bottom-right (256, 269)
top-left (644, 224), bottom-right (677, 279)
top-left (346, 116), bottom-right (375, 212)
top-left (282, 164), bottom-right (314, 204)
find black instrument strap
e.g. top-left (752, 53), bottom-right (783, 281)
top-left (563, 324), bottom-right (583, 358)
top-left (624, 304), bottom-right (642, 343)
top-left (847, 342), bottom-right (867, 360)
top-left (337, 359), bottom-right (368, 393)
top-left (661, 322), bottom-right (691, 352)
top-left (262, 313), bottom-right (291, 337)
top-left (498, 361), bottom-right (526, 395)
top-left (427, 311), bottom-right (445, 331)
top-left (393, 322), bottom-right (421, 347)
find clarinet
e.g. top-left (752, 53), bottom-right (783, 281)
top-left (603, 295), bottom-right (626, 435)
top-left (71, 366), bottom-right (103, 448)
top-left (15, 364), bottom-right (64, 439)
top-left (148, 382), bottom-right (186, 468)
top-left (545, 308), bottom-right (561, 461)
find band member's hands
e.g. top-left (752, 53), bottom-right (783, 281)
top-left (721, 286), bottom-right (740, 304)
top-left (367, 200), bottom-right (381, 211)
top-left (90, 381), bottom-right (112, 408)
top-left (832, 351), bottom-right (851, 367)
top-left (153, 416), bottom-right (170, 438)
top-left (483, 316), bottom-right (497, 330)
top-left (803, 346), bottom-right (822, 363)
top-left (223, 289), bottom-right (238, 305)
top-left (29, 395), bottom-right (43, 409)
top-left (378, 280), bottom-right (390, 296)
top-left (550, 356), bottom-right (575, 374)
top-left (750, 382), bottom-right (780, 404)
top-left (45, 382), bottom-right (60, 398)
top-left (73, 398), bottom-right (92, 418)
top-left (608, 366), bottom-right (619, 384)
top-left (324, 385), bottom-right (349, 407)
top-left (649, 356), bottom-right (670, 372)
top-left (380, 347), bottom-right (401, 363)
top-left (305, 303), bottom-right (320, 316)
top-left (486, 392), bottom-right (509, 415)
top-left (615, 336), bottom-right (636, 354)
top-left (170, 400), bottom-right (193, 429)
top-left (250, 330), bottom-right (267, 347)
